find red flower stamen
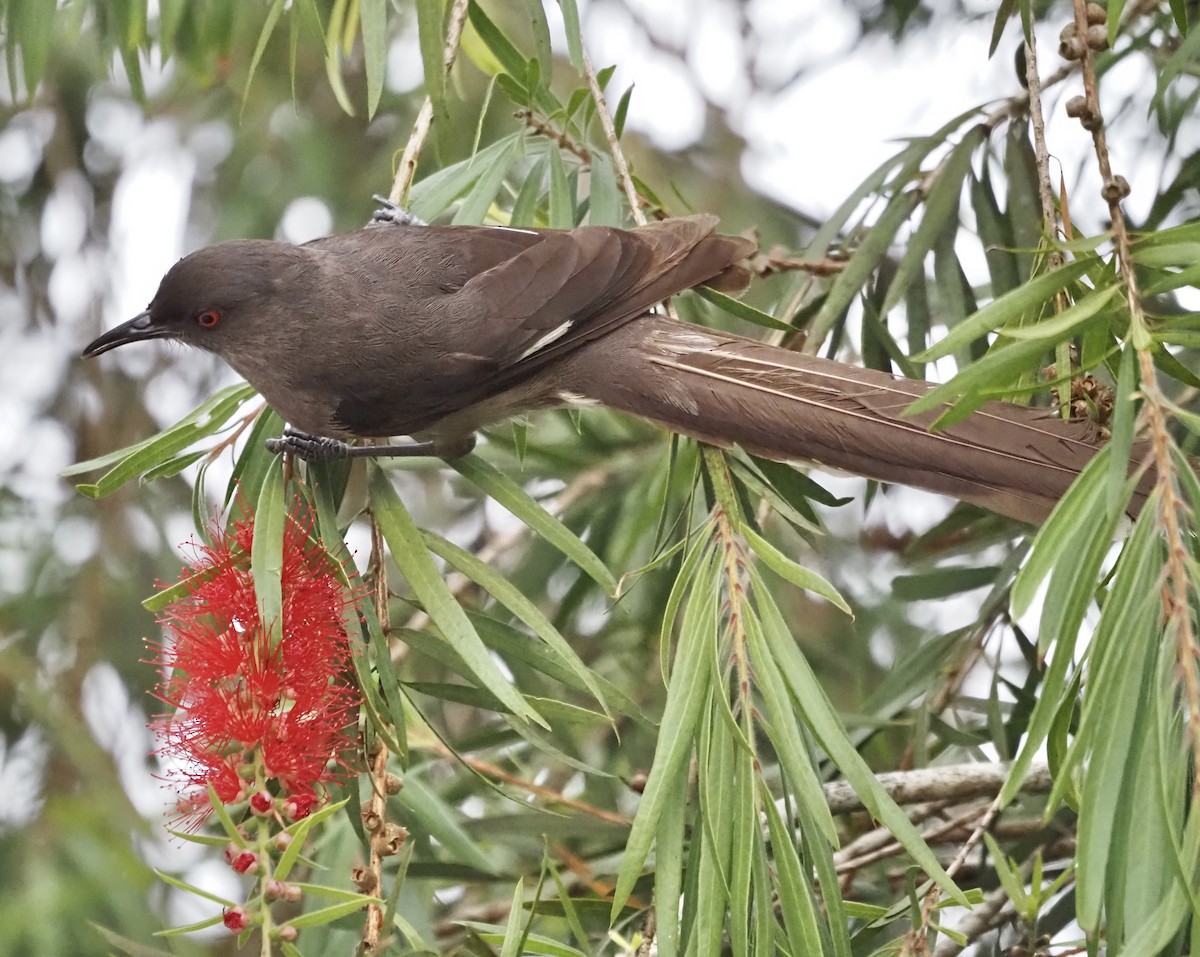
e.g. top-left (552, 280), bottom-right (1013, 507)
top-left (149, 500), bottom-right (360, 828)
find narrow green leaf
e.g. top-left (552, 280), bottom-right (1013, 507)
top-left (743, 526), bottom-right (851, 614)
top-left (467, 0), bottom-right (526, 78)
top-left (997, 283), bottom-right (1120, 341)
top-left (809, 191), bottom-right (920, 344)
top-left (588, 151), bottom-right (621, 226)
top-left (510, 155), bottom-right (546, 226)
top-left (152, 869), bottom-right (236, 908)
top-left (547, 146), bottom-right (574, 229)
top-left (410, 135), bottom-right (519, 221)
top-left (401, 769), bottom-right (497, 873)
top-left (557, 0), bottom-right (584, 69)
top-left (368, 465), bottom-right (546, 726)
top-left (747, 613), bottom-right (838, 846)
top-left (324, 0), bottom-right (356, 115)
top-left (250, 456), bottom-right (285, 647)
top-left (1010, 447), bottom-right (1114, 618)
top-left (452, 134), bottom-right (523, 224)
top-left (520, 0), bottom-right (552, 75)
top-left (696, 286), bottom-right (793, 333)
top-left (416, 0), bottom-right (447, 119)
top-left (988, 0), bottom-right (1018, 56)
top-left (755, 585), bottom-right (968, 904)
top-left (451, 453), bottom-right (616, 592)
top-left (66, 384), bottom-right (257, 493)
top-left (361, 0), bottom-right (387, 118)
top-left (970, 166), bottom-right (1020, 296)
top-left (762, 783), bottom-right (826, 955)
top-left (242, 0), bottom-right (286, 116)
top-left (880, 127), bottom-right (982, 317)
top-left (421, 531), bottom-right (610, 716)
top-left (914, 258), bottom-right (1093, 361)
top-left (611, 553), bottom-right (717, 917)
top-left (286, 896), bottom-right (384, 930)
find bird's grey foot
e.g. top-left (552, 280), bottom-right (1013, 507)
top-left (371, 196), bottom-right (426, 228)
top-left (267, 427), bottom-right (475, 461)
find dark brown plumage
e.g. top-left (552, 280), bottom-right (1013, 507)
top-left (83, 214), bottom-right (1141, 523)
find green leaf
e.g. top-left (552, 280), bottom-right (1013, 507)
top-left (250, 456), bottom-right (285, 647)
top-left (611, 550), bottom-right (717, 917)
top-left (451, 453), bottom-right (616, 592)
top-left (809, 190), bottom-right (920, 345)
top-left (988, 0), bottom-right (1018, 56)
top-left (557, 0), bottom-right (584, 70)
top-left (892, 565), bottom-right (1002, 601)
top-left (420, 530), bottom-right (611, 716)
top-left (151, 869), bottom-right (236, 908)
top-left (520, 0), bottom-right (552, 76)
top-left (879, 126), bottom-right (982, 317)
top-left (453, 134), bottom-right (523, 224)
top-left (323, 0), bottom-right (356, 115)
top-left (286, 896), bottom-right (383, 929)
top-left (416, 0), bottom-right (448, 119)
top-left (914, 258), bottom-right (1093, 362)
top-left (996, 284), bottom-right (1121, 341)
top-left (747, 612), bottom-right (838, 847)
top-left (361, 0), bottom-right (387, 118)
top-left (410, 135), bottom-right (521, 221)
top-left (762, 782), bottom-right (826, 955)
top-left (399, 771), bottom-right (496, 873)
top-left (588, 150), bottom-right (622, 226)
top-left (368, 464), bottom-right (546, 727)
top-left (547, 146), bottom-right (574, 229)
top-left (65, 383), bottom-right (257, 491)
top-left (695, 286), bottom-right (794, 333)
top-left (241, 0), bottom-right (286, 117)
top-left (743, 526), bottom-right (851, 614)
top-left (754, 584), bottom-right (968, 904)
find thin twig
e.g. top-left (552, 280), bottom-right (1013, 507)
top-left (388, 0), bottom-right (471, 205)
top-left (581, 48), bottom-right (645, 226)
top-left (820, 760), bottom-right (1051, 817)
top-left (360, 516), bottom-right (392, 954)
top-left (1068, 0), bottom-right (1200, 790)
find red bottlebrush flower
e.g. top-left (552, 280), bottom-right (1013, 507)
top-left (150, 499), bottom-right (360, 827)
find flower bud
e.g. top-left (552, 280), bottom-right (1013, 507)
top-left (223, 907), bottom-right (250, 932)
top-left (230, 850), bottom-right (259, 874)
top-left (249, 791), bottom-right (274, 816)
top-left (283, 792), bottom-right (318, 821)
top-left (277, 924), bottom-right (299, 943)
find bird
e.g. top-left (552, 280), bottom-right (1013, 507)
top-left (82, 212), bottom-right (1139, 524)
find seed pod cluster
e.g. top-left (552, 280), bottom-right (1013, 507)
top-left (1060, 4), bottom-right (1109, 60)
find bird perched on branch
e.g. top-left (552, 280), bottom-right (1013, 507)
top-left (83, 211), bottom-right (1139, 524)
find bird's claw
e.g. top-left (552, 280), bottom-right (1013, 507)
top-left (266, 428), bottom-right (353, 462)
top-left (371, 196), bottom-right (426, 228)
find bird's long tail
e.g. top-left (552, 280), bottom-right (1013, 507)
top-left (568, 314), bottom-right (1148, 524)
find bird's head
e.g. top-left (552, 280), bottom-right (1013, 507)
top-left (82, 240), bottom-right (307, 360)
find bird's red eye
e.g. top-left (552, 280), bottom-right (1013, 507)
top-left (197, 309), bottom-right (221, 328)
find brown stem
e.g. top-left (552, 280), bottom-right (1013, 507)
top-left (388, 0), bottom-right (471, 205)
top-left (1068, 0), bottom-right (1200, 792)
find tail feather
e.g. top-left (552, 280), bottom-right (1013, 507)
top-left (568, 314), bottom-right (1150, 524)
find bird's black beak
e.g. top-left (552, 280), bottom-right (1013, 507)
top-left (82, 311), bottom-right (173, 358)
